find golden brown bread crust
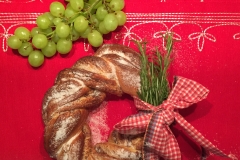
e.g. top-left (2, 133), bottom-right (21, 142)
top-left (108, 130), bottom-right (144, 151)
top-left (100, 54), bottom-right (140, 96)
top-left (94, 44), bottom-right (141, 69)
top-left (42, 44), bottom-right (142, 160)
top-left (88, 151), bottom-right (120, 160)
top-left (95, 44), bottom-right (141, 96)
top-left (44, 109), bottom-right (89, 157)
top-left (82, 124), bottom-right (92, 160)
top-left (56, 131), bottom-right (85, 160)
top-left (94, 142), bottom-right (141, 160)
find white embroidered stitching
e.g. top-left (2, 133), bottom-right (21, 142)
top-left (1, 12), bottom-right (240, 52)
top-left (0, 0), bottom-right (43, 3)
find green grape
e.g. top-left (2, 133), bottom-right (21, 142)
top-left (114, 11), bottom-right (126, 26)
top-left (50, 1), bottom-right (65, 17)
top-left (90, 14), bottom-right (100, 27)
top-left (41, 41), bottom-right (57, 57)
top-left (31, 27), bottom-right (42, 37)
top-left (74, 16), bottom-right (89, 33)
top-left (110, 0), bottom-right (125, 11)
top-left (80, 26), bottom-right (91, 38)
top-left (70, 0), bottom-right (84, 11)
top-left (28, 50), bottom-right (44, 67)
top-left (41, 27), bottom-right (53, 35)
top-left (98, 21), bottom-right (109, 34)
top-left (96, 5), bottom-right (108, 21)
top-left (53, 17), bottom-right (62, 26)
top-left (57, 39), bottom-right (72, 54)
top-left (87, 30), bottom-right (103, 47)
top-left (56, 22), bottom-right (70, 38)
top-left (32, 34), bottom-right (48, 49)
top-left (52, 32), bottom-right (60, 43)
top-left (70, 28), bottom-right (80, 41)
top-left (18, 42), bottom-right (33, 56)
top-left (90, 8), bottom-right (97, 15)
top-left (103, 13), bottom-right (118, 31)
top-left (43, 12), bottom-right (54, 26)
top-left (65, 5), bottom-right (78, 19)
top-left (7, 0), bottom-right (128, 67)
top-left (36, 14), bottom-right (51, 30)
top-left (89, 0), bottom-right (102, 9)
top-left (14, 27), bottom-right (31, 41)
top-left (7, 35), bottom-right (22, 49)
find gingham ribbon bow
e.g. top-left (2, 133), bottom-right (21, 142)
top-left (114, 76), bottom-right (237, 160)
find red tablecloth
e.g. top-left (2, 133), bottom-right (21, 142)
top-left (0, 0), bottom-right (240, 159)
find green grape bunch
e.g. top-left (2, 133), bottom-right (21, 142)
top-left (7, 0), bottom-right (127, 67)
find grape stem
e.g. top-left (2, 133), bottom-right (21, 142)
top-left (102, 0), bottom-right (112, 13)
top-left (67, 0), bottom-right (101, 24)
top-left (70, 22), bottom-right (74, 41)
top-left (88, 0), bottom-right (102, 13)
top-left (46, 31), bottom-right (55, 39)
top-left (88, 1), bottom-right (102, 29)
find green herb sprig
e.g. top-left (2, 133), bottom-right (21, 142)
top-left (136, 34), bottom-right (174, 106)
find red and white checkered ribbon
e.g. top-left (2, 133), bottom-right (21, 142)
top-left (114, 76), bottom-right (237, 160)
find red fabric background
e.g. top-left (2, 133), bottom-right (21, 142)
top-left (0, 0), bottom-right (240, 159)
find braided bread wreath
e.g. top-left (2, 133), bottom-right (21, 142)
top-left (42, 44), bottom-right (145, 160)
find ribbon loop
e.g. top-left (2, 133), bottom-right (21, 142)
top-left (167, 76), bottom-right (209, 108)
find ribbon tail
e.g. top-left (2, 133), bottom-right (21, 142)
top-left (201, 146), bottom-right (210, 159)
top-left (143, 151), bottom-right (160, 160)
top-left (175, 113), bottom-right (237, 159)
top-left (143, 129), bottom-right (181, 160)
top-left (143, 111), bottom-right (181, 160)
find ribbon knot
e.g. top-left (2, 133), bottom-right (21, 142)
top-left (161, 108), bottom-right (174, 125)
top-left (114, 76), bottom-right (237, 160)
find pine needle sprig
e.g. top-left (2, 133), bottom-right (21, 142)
top-left (136, 34), bottom-right (174, 106)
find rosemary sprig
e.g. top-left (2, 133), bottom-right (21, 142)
top-left (136, 34), bottom-right (174, 106)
